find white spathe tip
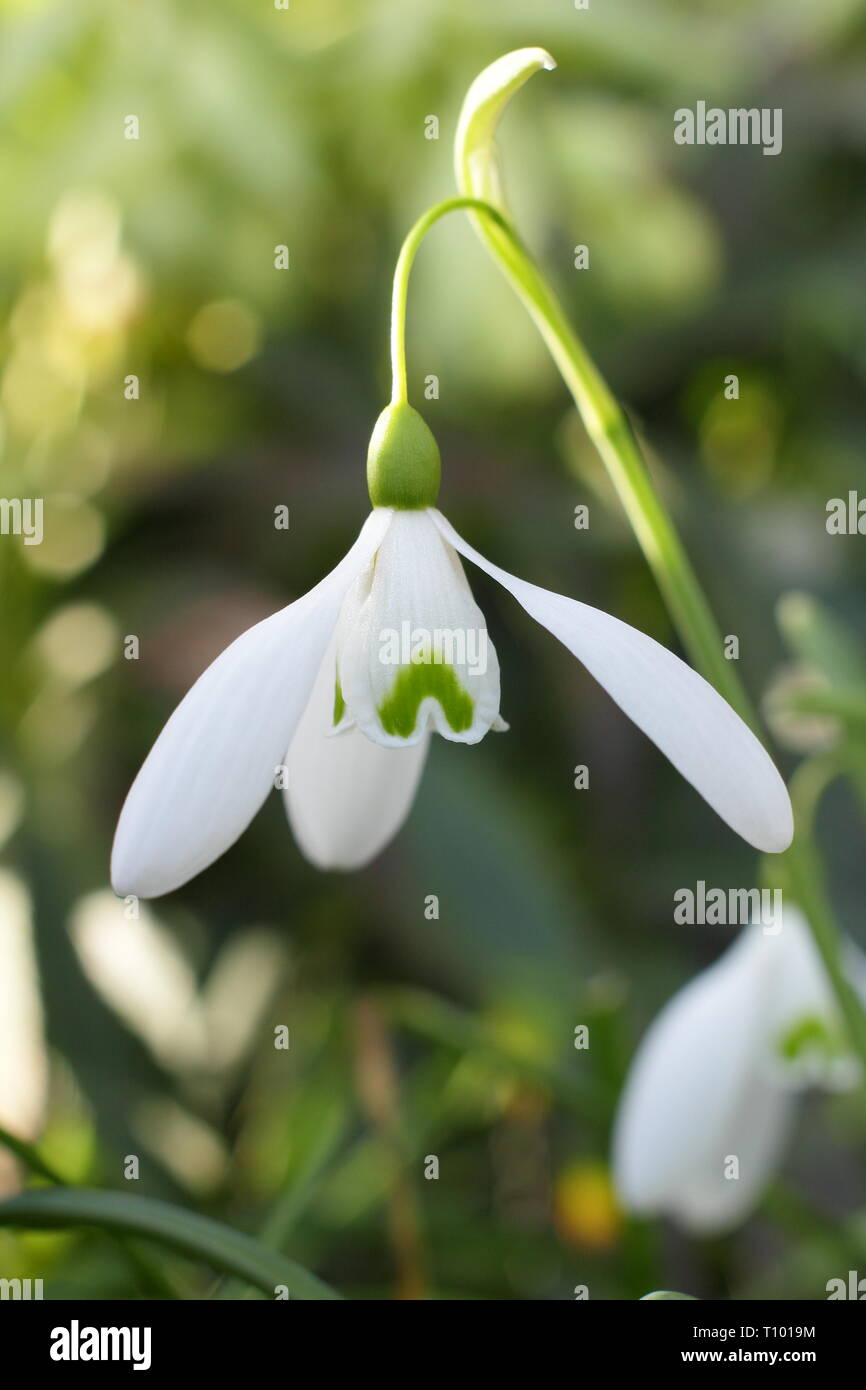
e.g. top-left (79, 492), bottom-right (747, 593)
top-left (455, 48), bottom-right (556, 202)
top-left (501, 46), bottom-right (555, 73)
top-left (489, 46), bottom-right (555, 75)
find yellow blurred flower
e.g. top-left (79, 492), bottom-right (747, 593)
top-left (554, 1160), bottom-right (622, 1251)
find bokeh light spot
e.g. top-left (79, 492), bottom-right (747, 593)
top-left (186, 299), bottom-right (260, 373)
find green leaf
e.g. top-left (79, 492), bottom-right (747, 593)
top-left (640, 1289), bottom-right (697, 1300)
top-left (0, 1123), bottom-right (66, 1186)
top-left (0, 1188), bottom-right (341, 1300)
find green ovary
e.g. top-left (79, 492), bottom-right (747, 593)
top-left (377, 662), bottom-right (474, 738)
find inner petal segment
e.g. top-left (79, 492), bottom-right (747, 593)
top-left (334, 509), bottom-right (502, 747)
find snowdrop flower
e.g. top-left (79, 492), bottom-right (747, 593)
top-left (613, 908), bottom-right (864, 1232)
top-left (112, 402), bottom-right (792, 898)
top-left (0, 871), bottom-right (48, 1194)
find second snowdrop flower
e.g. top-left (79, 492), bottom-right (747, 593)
top-left (613, 909), bottom-right (864, 1232)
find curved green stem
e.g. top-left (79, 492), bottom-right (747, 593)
top-left (389, 196), bottom-right (510, 404)
top-left (787, 755), bottom-right (845, 839)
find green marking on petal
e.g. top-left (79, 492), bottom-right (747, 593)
top-left (777, 1015), bottom-right (835, 1063)
top-left (333, 678), bottom-right (346, 726)
top-left (377, 662), bottom-right (474, 738)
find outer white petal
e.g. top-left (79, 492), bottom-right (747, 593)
top-left (612, 926), bottom-right (778, 1226)
top-left (431, 510), bottom-right (793, 854)
top-left (763, 907), bottom-right (864, 1092)
top-left (670, 1073), bottom-right (792, 1233)
top-left (283, 635), bottom-right (429, 870)
top-left (111, 509), bottom-right (393, 898)
top-left (0, 873), bottom-right (47, 1152)
top-left (337, 510), bottom-right (501, 747)
top-left (767, 909), bottom-right (837, 1040)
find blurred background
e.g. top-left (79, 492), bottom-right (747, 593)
top-left (0, 0), bottom-right (865, 1299)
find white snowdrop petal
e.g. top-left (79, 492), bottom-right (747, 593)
top-left (670, 1074), bottom-right (792, 1233)
top-left (764, 907), bottom-right (864, 1093)
top-left (0, 872), bottom-right (47, 1146)
top-left (612, 927), bottom-right (772, 1221)
top-left (111, 509), bottom-right (392, 898)
top-left (431, 510), bottom-right (793, 854)
top-left (284, 635), bottom-right (428, 869)
top-left (337, 509), bottom-right (501, 747)
top-left (767, 910), bottom-right (837, 1037)
top-left (616, 911), bottom-right (865, 1230)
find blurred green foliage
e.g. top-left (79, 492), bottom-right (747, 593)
top-left (0, 0), bottom-right (864, 1299)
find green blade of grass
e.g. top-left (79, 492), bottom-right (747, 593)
top-left (0, 1187), bottom-right (341, 1301)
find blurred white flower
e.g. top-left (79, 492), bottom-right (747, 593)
top-left (0, 871), bottom-right (48, 1193)
top-left (69, 891), bottom-right (286, 1079)
top-left (612, 909), bottom-right (864, 1232)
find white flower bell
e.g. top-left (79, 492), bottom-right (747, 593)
top-left (613, 908), bottom-right (864, 1232)
top-left (112, 403), bottom-right (793, 897)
